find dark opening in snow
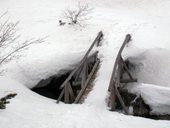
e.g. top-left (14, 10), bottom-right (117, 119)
top-left (31, 52), bottom-right (97, 101)
top-left (31, 72), bottom-right (70, 100)
top-left (115, 58), bottom-right (170, 120)
top-left (115, 88), bottom-right (170, 120)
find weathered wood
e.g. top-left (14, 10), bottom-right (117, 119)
top-left (120, 79), bottom-right (137, 83)
top-left (115, 86), bottom-right (129, 114)
top-left (74, 59), bottom-right (100, 103)
top-left (108, 34), bottom-right (131, 111)
top-left (68, 82), bottom-right (75, 102)
top-left (74, 51), bottom-right (98, 85)
top-left (57, 89), bottom-right (64, 103)
top-left (108, 35), bottom-right (131, 90)
top-left (81, 61), bottom-right (88, 87)
top-left (116, 60), bottom-right (122, 87)
top-left (110, 63), bottom-right (125, 111)
top-left (120, 56), bottom-right (134, 80)
top-left (110, 80), bottom-right (116, 111)
top-left (60, 31), bottom-right (103, 89)
top-left (96, 32), bottom-right (103, 46)
top-left (64, 83), bottom-right (70, 103)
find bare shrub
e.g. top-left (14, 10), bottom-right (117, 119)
top-left (61, 3), bottom-right (93, 26)
top-left (0, 12), bottom-right (44, 68)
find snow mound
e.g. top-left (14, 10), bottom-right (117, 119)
top-left (123, 48), bottom-right (170, 87)
top-left (0, 77), bottom-right (170, 128)
top-left (127, 83), bottom-right (170, 115)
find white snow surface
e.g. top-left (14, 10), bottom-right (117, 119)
top-left (0, 77), bottom-right (170, 128)
top-left (0, 0), bottom-right (170, 127)
top-left (123, 48), bottom-right (170, 87)
top-left (127, 83), bottom-right (170, 115)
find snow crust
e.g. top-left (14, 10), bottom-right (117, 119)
top-left (0, 0), bottom-right (170, 127)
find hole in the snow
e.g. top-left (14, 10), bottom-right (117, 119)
top-left (31, 72), bottom-right (70, 100)
top-left (114, 54), bottom-right (170, 120)
top-left (115, 87), bottom-right (170, 120)
top-left (31, 52), bottom-right (98, 101)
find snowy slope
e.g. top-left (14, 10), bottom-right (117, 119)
top-left (1, 0), bottom-right (170, 88)
top-left (0, 0), bottom-right (170, 128)
top-left (0, 77), bottom-right (170, 128)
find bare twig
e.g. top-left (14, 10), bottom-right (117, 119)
top-left (61, 3), bottom-right (93, 26)
top-left (0, 12), bottom-right (45, 69)
top-left (0, 38), bottom-right (44, 65)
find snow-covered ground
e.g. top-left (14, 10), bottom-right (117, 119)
top-left (0, 0), bottom-right (170, 128)
top-left (1, 77), bottom-right (170, 128)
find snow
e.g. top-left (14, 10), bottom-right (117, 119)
top-left (126, 83), bottom-right (170, 115)
top-left (0, 0), bottom-right (170, 128)
top-left (0, 0), bottom-right (101, 88)
top-left (0, 77), bottom-right (170, 128)
top-left (123, 48), bottom-right (170, 87)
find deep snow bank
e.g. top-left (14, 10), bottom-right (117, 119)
top-left (127, 83), bottom-right (170, 115)
top-left (1, 0), bottom-right (170, 90)
top-left (0, 0), bottom-right (170, 125)
top-left (123, 48), bottom-right (170, 87)
top-left (0, 77), bottom-right (170, 128)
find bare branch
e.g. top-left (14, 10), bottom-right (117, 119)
top-left (0, 12), bottom-right (45, 70)
top-left (0, 38), bottom-right (44, 65)
top-left (61, 3), bottom-right (93, 26)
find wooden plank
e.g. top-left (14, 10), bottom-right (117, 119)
top-left (116, 60), bottom-right (122, 87)
top-left (64, 83), bottom-right (70, 103)
top-left (115, 86), bottom-right (129, 114)
top-left (74, 59), bottom-right (100, 103)
top-left (108, 34), bottom-right (131, 94)
top-left (108, 34), bottom-right (131, 111)
top-left (60, 31), bottom-right (103, 89)
top-left (110, 80), bottom-right (116, 111)
top-left (57, 89), bottom-right (64, 103)
top-left (96, 32), bottom-right (103, 46)
top-left (81, 61), bottom-right (88, 88)
top-left (120, 57), bottom-right (134, 80)
top-left (68, 82), bottom-right (75, 102)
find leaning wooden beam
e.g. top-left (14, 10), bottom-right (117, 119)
top-left (109, 34), bottom-right (131, 90)
top-left (116, 60), bottom-right (122, 86)
top-left (81, 61), bottom-right (88, 88)
top-left (110, 80), bottom-right (116, 111)
top-left (115, 86), bottom-right (129, 114)
top-left (64, 83), bottom-right (70, 103)
top-left (120, 56), bottom-right (134, 80)
top-left (60, 31), bottom-right (103, 89)
top-left (57, 89), bottom-right (64, 103)
top-left (74, 59), bottom-right (100, 103)
top-left (97, 32), bottom-right (103, 46)
top-left (74, 51), bottom-right (98, 83)
top-left (68, 83), bottom-right (75, 102)
top-left (109, 34), bottom-right (131, 111)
